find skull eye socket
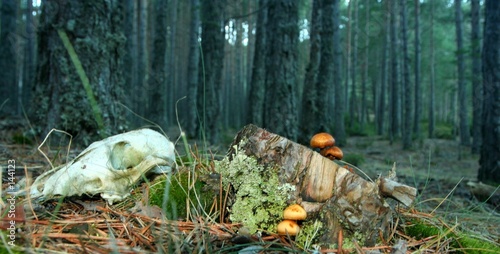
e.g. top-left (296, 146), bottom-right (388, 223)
top-left (110, 141), bottom-right (145, 170)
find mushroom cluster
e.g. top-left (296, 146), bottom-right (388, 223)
top-left (310, 132), bottom-right (343, 160)
top-left (277, 204), bottom-right (307, 236)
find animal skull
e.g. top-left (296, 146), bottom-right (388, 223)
top-left (30, 129), bottom-right (176, 204)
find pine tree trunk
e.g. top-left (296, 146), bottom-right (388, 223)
top-left (377, 1), bottom-right (390, 136)
top-left (317, 0), bottom-right (336, 134)
top-left (299, 0), bottom-right (322, 145)
top-left (332, 0), bottom-right (346, 146)
top-left (186, 0), bottom-right (201, 138)
top-left (136, 0), bottom-right (148, 120)
top-left (263, 0), bottom-right (299, 141)
top-left (401, 0), bottom-right (412, 149)
top-left (413, 0), bottom-right (421, 136)
top-left (247, 0), bottom-right (267, 127)
top-left (31, 0), bottom-right (126, 143)
top-left (455, 0), bottom-right (470, 146)
top-left (0, 0), bottom-right (18, 116)
top-left (123, 0), bottom-right (138, 124)
top-left (149, 0), bottom-right (168, 126)
top-left (389, 0), bottom-right (400, 143)
top-left (470, 0), bottom-right (482, 154)
top-left (197, 0), bottom-right (226, 144)
top-left (360, 0), bottom-right (370, 130)
top-left (428, 0), bottom-right (435, 138)
top-left (479, 0), bottom-right (500, 184)
top-left (23, 0), bottom-right (35, 110)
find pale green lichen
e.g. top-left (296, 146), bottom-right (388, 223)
top-left (215, 142), bottom-right (296, 233)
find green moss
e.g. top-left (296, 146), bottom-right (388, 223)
top-left (405, 219), bottom-right (500, 253)
top-left (149, 171), bottom-right (215, 220)
top-left (215, 142), bottom-right (296, 234)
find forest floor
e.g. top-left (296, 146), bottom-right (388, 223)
top-left (1, 123), bottom-right (499, 252)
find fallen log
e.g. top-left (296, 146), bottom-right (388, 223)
top-left (219, 124), bottom-right (417, 246)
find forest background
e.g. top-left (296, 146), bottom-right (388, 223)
top-left (0, 0), bottom-right (499, 185)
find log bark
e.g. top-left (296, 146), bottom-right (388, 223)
top-left (227, 124), bottom-right (417, 246)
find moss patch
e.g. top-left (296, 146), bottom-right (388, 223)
top-left (149, 171), bottom-right (215, 220)
top-left (404, 219), bottom-right (500, 253)
top-left (215, 142), bottom-right (296, 234)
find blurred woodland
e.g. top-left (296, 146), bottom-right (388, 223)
top-left (0, 0), bottom-right (499, 184)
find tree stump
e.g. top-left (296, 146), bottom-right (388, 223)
top-left (224, 124), bottom-right (417, 246)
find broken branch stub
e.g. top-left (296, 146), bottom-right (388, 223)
top-left (226, 124), bottom-right (416, 246)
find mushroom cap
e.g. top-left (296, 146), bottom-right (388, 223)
top-left (310, 133), bottom-right (335, 149)
top-left (283, 204), bottom-right (307, 220)
top-left (320, 146), bottom-right (343, 160)
top-left (277, 220), bottom-right (300, 236)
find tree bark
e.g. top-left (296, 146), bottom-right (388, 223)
top-left (479, 0), bottom-right (500, 184)
top-left (413, 0), bottom-right (421, 136)
top-left (0, 0), bottom-right (18, 116)
top-left (401, 0), bottom-right (412, 149)
top-left (227, 124), bottom-right (416, 246)
top-left (263, 0), bottom-right (299, 141)
top-left (247, 0), bottom-right (267, 127)
top-left (186, 0), bottom-right (201, 138)
top-left (428, 0), bottom-right (435, 138)
top-left (23, 0), bottom-right (36, 111)
top-left (332, 0), bottom-right (346, 146)
top-left (30, 0), bottom-right (126, 143)
top-left (349, 0), bottom-right (358, 128)
top-left (197, 0), bottom-right (226, 144)
top-left (470, 0), bottom-right (482, 154)
top-left (123, 0), bottom-right (138, 124)
top-left (317, 0), bottom-right (336, 135)
top-left (377, 1), bottom-right (390, 136)
top-left (455, 0), bottom-right (470, 146)
top-left (149, 0), bottom-right (168, 126)
top-left (389, 0), bottom-right (400, 143)
top-left (299, 0), bottom-right (321, 145)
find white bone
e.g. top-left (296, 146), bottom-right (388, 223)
top-left (30, 129), bottom-right (176, 204)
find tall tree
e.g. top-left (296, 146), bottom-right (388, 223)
top-left (413, 0), bottom-right (421, 136)
top-left (389, 0), bottom-right (400, 143)
top-left (136, 0), bottom-right (148, 120)
top-left (197, 0), bottom-right (226, 143)
top-left (401, 0), bottom-right (412, 149)
top-left (349, 0), bottom-right (358, 127)
top-left (263, 0), bottom-right (299, 140)
top-left (454, 0), bottom-right (470, 146)
top-left (316, 0), bottom-right (336, 135)
top-left (377, 1), bottom-right (390, 136)
top-left (149, 0), bottom-right (168, 126)
top-left (428, 0), bottom-right (435, 138)
top-left (0, 0), bottom-right (18, 116)
top-left (247, 0), bottom-right (267, 127)
top-left (332, 0), bottom-right (346, 146)
top-left (479, 0), bottom-right (500, 184)
top-left (23, 0), bottom-right (36, 110)
top-left (123, 0), bottom-right (138, 123)
top-left (30, 0), bottom-right (126, 142)
top-left (186, 0), bottom-right (201, 137)
top-left (360, 0), bottom-right (370, 130)
top-left (299, 0), bottom-right (322, 144)
top-left (470, 0), bottom-right (482, 154)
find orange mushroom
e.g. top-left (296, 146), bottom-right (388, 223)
top-left (277, 219), bottom-right (301, 236)
top-left (310, 133), bottom-right (335, 149)
top-left (320, 146), bottom-right (343, 160)
top-left (283, 204), bottom-right (307, 220)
